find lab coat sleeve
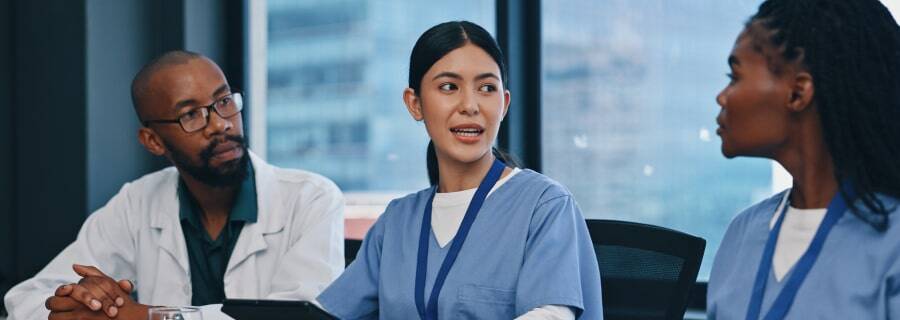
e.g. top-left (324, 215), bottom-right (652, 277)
top-left (316, 212), bottom-right (386, 320)
top-left (3, 183), bottom-right (139, 320)
top-left (198, 304), bottom-right (233, 320)
top-left (265, 180), bottom-right (345, 301)
top-left (515, 194), bottom-right (603, 319)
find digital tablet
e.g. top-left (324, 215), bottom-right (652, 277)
top-left (221, 299), bottom-right (336, 320)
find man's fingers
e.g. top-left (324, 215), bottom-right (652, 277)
top-left (70, 284), bottom-right (102, 311)
top-left (108, 305), bottom-right (119, 317)
top-left (69, 264), bottom-right (129, 317)
top-left (48, 310), bottom-right (107, 320)
top-left (81, 279), bottom-right (120, 317)
top-left (47, 295), bottom-right (114, 320)
top-left (54, 284), bottom-right (75, 297)
top-left (73, 264), bottom-right (106, 277)
top-left (45, 296), bottom-right (81, 312)
top-left (47, 311), bottom-right (73, 320)
top-left (94, 277), bottom-right (127, 315)
top-left (92, 277), bottom-right (127, 301)
top-left (117, 279), bottom-right (134, 293)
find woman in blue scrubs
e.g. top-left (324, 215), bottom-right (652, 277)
top-left (707, 0), bottom-right (900, 319)
top-left (317, 21), bottom-right (602, 319)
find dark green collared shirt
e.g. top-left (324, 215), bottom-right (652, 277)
top-left (178, 164), bottom-right (257, 306)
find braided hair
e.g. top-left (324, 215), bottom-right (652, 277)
top-left (747, 0), bottom-right (900, 230)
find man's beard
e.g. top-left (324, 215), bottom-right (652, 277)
top-left (166, 135), bottom-right (250, 188)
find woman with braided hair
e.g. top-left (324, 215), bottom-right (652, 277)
top-left (707, 0), bottom-right (900, 318)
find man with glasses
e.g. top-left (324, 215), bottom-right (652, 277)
top-left (3, 51), bottom-right (345, 320)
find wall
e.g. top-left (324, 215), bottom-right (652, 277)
top-left (1, 0), bottom-right (244, 312)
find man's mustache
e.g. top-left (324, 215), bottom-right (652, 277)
top-left (200, 135), bottom-right (246, 162)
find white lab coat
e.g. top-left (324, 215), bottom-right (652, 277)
top-left (3, 151), bottom-right (345, 320)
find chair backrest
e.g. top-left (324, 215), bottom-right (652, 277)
top-left (344, 239), bottom-right (363, 267)
top-left (587, 219), bottom-right (705, 320)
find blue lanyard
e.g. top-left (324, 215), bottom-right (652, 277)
top-left (745, 188), bottom-right (850, 320)
top-left (414, 158), bottom-right (506, 320)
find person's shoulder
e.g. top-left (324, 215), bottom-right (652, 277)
top-left (497, 169), bottom-right (583, 224)
top-left (254, 159), bottom-right (344, 234)
top-left (726, 189), bottom-right (787, 234)
top-left (881, 194), bottom-right (900, 220)
top-left (844, 194), bottom-right (900, 275)
top-left (85, 166), bottom-right (179, 224)
top-left (119, 166), bottom-right (180, 196)
top-left (859, 193), bottom-right (900, 232)
top-left (263, 161), bottom-right (342, 199)
top-left (871, 193), bottom-right (900, 216)
top-left (272, 166), bottom-right (340, 191)
top-left (355, 186), bottom-right (433, 236)
top-left (382, 187), bottom-right (434, 217)
top-left (509, 169), bottom-right (573, 204)
top-left (709, 190), bottom-right (786, 288)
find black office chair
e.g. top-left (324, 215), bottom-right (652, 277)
top-left (344, 239), bottom-right (363, 267)
top-left (587, 219), bottom-right (705, 320)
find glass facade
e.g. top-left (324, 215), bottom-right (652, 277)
top-left (265, 0), bottom-right (900, 280)
top-left (541, 0), bottom-right (769, 279)
top-left (267, 0), bottom-right (495, 192)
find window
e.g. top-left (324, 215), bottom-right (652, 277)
top-left (265, 0), bottom-right (495, 197)
top-left (541, 0), bottom-right (770, 280)
top-left (256, 0), bottom-right (900, 280)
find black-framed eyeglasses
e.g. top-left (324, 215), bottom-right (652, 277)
top-left (142, 92), bottom-right (244, 133)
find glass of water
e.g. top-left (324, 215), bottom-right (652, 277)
top-left (148, 306), bottom-right (202, 320)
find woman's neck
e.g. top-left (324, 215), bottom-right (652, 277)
top-left (775, 114), bottom-right (838, 209)
top-left (436, 152), bottom-right (499, 193)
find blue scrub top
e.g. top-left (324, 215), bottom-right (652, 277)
top-left (318, 169), bottom-right (603, 319)
top-left (708, 190), bottom-right (900, 319)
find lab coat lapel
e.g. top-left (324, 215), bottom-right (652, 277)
top-left (145, 172), bottom-right (192, 304)
top-left (149, 178), bottom-right (190, 275)
top-left (225, 151), bottom-right (287, 296)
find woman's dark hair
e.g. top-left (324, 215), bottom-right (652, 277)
top-left (408, 21), bottom-right (520, 185)
top-left (747, 0), bottom-right (900, 230)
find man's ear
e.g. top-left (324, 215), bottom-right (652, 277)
top-left (403, 88), bottom-right (424, 121)
top-left (787, 72), bottom-right (814, 112)
top-left (138, 127), bottom-right (167, 156)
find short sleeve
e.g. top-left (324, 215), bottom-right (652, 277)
top-left (317, 213), bottom-right (387, 320)
top-left (514, 194), bottom-right (603, 319)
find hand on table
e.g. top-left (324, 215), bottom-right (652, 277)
top-left (44, 264), bottom-right (149, 320)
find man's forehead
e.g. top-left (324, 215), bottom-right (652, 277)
top-left (146, 59), bottom-right (228, 107)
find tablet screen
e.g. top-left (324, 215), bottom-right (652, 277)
top-left (221, 299), bottom-right (336, 320)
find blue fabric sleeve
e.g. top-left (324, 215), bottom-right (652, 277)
top-left (887, 273), bottom-right (900, 319)
top-left (885, 235), bottom-right (900, 319)
top-left (706, 209), bottom-right (745, 320)
top-left (317, 215), bottom-right (386, 320)
top-left (707, 191), bottom-right (784, 320)
top-left (514, 194), bottom-right (603, 319)
top-left (706, 201), bottom-right (756, 320)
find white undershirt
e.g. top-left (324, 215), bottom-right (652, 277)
top-left (431, 167), bottom-right (521, 247)
top-left (768, 192), bottom-right (828, 282)
top-left (431, 167), bottom-right (575, 320)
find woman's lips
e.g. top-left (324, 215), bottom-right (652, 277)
top-left (450, 126), bottom-right (484, 144)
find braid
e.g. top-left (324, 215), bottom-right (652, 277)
top-left (749, 0), bottom-right (900, 231)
